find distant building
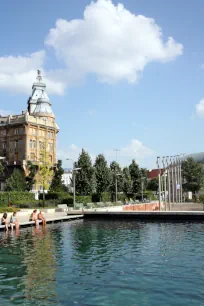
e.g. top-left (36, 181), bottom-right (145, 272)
top-left (147, 169), bottom-right (164, 180)
top-left (0, 71), bottom-right (59, 190)
top-left (62, 169), bottom-right (72, 190)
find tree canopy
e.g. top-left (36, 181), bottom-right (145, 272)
top-left (75, 149), bottom-right (95, 195)
top-left (129, 160), bottom-right (141, 194)
top-left (94, 154), bottom-right (110, 201)
top-left (50, 160), bottom-right (66, 192)
top-left (5, 169), bottom-right (26, 191)
top-left (147, 177), bottom-right (159, 192)
top-left (182, 157), bottom-right (204, 194)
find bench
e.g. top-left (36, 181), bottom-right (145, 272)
top-left (56, 204), bottom-right (68, 212)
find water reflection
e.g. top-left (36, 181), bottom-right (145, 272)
top-left (0, 220), bottom-right (204, 305)
top-left (23, 227), bottom-right (58, 304)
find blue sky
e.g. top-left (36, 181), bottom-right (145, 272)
top-left (0, 0), bottom-right (204, 169)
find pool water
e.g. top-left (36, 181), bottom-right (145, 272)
top-left (0, 220), bottom-right (204, 305)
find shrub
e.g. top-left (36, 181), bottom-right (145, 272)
top-left (0, 192), bottom-right (35, 206)
top-left (102, 192), bottom-right (111, 202)
top-left (199, 195), bottom-right (204, 204)
top-left (0, 207), bottom-right (20, 213)
top-left (76, 195), bottom-right (92, 204)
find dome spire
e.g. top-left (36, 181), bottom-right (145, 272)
top-left (36, 70), bottom-right (42, 83)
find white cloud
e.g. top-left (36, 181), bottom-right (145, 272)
top-left (57, 144), bottom-right (96, 167)
top-left (46, 0), bottom-right (183, 84)
top-left (57, 139), bottom-right (154, 168)
top-left (0, 0), bottom-right (183, 96)
top-left (105, 138), bottom-right (154, 162)
top-left (196, 99), bottom-right (204, 117)
top-left (0, 51), bottom-right (65, 95)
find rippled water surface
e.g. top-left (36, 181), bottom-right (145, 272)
top-left (0, 220), bottom-right (204, 305)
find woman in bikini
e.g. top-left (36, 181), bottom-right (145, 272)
top-left (10, 212), bottom-right (19, 230)
top-left (2, 213), bottom-right (9, 231)
top-left (31, 210), bottom-right (39, 227)
top-left (38, 211), bottom-right (46, 226)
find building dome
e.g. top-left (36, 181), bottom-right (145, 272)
top-left (28, 70), bottom-right (54, 118)
top-left (33, 97), bottom-right (54, 118)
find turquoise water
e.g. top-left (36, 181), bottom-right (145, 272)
top-left (0, 220), bottom-right (204, 305)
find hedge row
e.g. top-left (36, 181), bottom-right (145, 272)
top-left (0, 192), bottom-right (35, 205)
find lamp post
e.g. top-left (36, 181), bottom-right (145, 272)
top-left (165, 156), bottom-right (171, 211)
top-left (180, 154), bottom-right (184, 203)
top-left (114, 149), bottom-right (120, 203)
top-left (176, 155), bottom-right (181, 203)
top-left (141, 176), bottom-right (146, 202)
top-left (162, 157), bottom-right (167, 210)
top-left (156, 157), bottom-right (161, 210)
top-left (170, 156), bottom-right (175, 206)
top-left (66, 158), bottom-right (81, 209)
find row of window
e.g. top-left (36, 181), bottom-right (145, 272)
top-left (29, 153), bottom-right (53, 163)
top-left (30, 140), bottom-right (54, 151)
top-left (14, 128), bottom-right (24, 135)
top-left (1, 141), bottom-right (54, 151)
top-left (30, 128), bottom-right (54, 138)
top-left (0, 128), bottom-right (54, 137)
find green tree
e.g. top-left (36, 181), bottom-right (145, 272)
top-left (50, 160), bottom-right (66, 192)
top-left (37, 151), bottom-right (54, 204)
top-left (75, 149), bottom-right (95, 196)
top-left (129, 160), bottom-right (141, 194)
top-left (122, 167), bottom-right (132, 195)
top-left (109, 161), bottom-right (123, 201)
top-left (5, 169), bottom-right (26, 191)
top-left (147, 177), bottom-right (159, 192)
top-left (25, 161), bottom-right (37, 191)
top-left (182, 157), bottom-right (204, 195)
top-left (140, 168), bottom-right (148, 193)
top-left (94, 154), bottom-right (110, 201)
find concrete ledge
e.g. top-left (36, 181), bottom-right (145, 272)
top-left (0, 215), bottom-right (84, 231)
top-left (67, 211), bottom-right (204, 221)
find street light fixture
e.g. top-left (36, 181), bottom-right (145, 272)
top-left (66, 158), bottom-right (81, 209)
top-left (141, 176), bottom-right (146, 202)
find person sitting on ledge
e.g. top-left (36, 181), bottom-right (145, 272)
top-left (30, 210), bottom-right (39, 227)
top-left (10, 212), bottom-right (19, 230)
top-left (2, 213), bottom-right (9, 231)
top-left (38, 211), bottom-right (46, 226)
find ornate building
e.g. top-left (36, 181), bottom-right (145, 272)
top-left (0, 71), bottom-right (59, 190)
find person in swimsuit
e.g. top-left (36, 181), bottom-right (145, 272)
top-left (10, 212), bottom-right (19, 230)
top-left (31, 210), bottom-right (39, 227)
top-left (38, 211), bottom-right (46, 226)
top-left (2, 213), bottom-right (9, 231)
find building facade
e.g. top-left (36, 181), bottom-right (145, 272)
top-left (0, 71), bottom-right (59, 190)
top-left (61, 169), bottom-right (72, 188)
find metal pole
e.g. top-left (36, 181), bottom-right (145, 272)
top-left (161, 170), bottom-right (163, 202)
top-left (166, 156), bottom-right (170, 210)
top-left (73, 164), bottom-right (75, 210)
top-left (177, 156), bottom-right (180, 203)
top-left (174, 157), bottom-right (178, 203)
top-left (180, 158), bottom-right (183, 203)
top-left (170, 157), bottom-right (175, 205)
top-left (115, 176), bottom-right (118, 203)
top-left (157, 157), bottom-right (161, 210)
top-left (141, 178), bottom-right (144, 202)
top-left (162, 157), bottom-right (167, 210)
top-left (166, 157), bottom-right (171, 211)
top-left (114, 149), bottom-right (119, 204)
